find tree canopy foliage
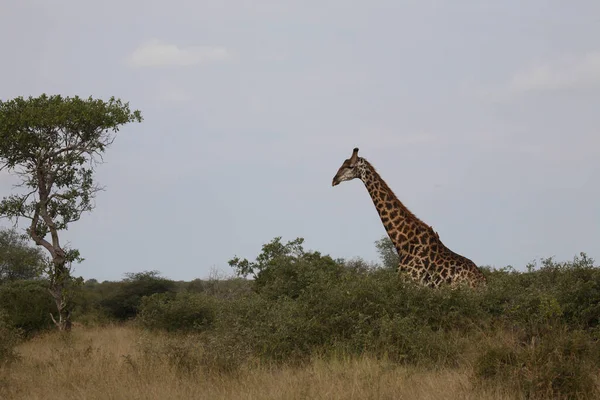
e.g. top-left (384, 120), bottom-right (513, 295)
top-left (0, 94), bottom-right (142, 236)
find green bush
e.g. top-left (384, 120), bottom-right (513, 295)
top-left (0, 279), bottom-right (55, 335)
top-left (229, 236), bottom-right (345, 300)
top-left (156, 268), bottom-right (474, 367)
top-left (536, 254), bottom-right (600, 330)
top-left (374, 314), bottom-right (463, 365)
top-left (137, 292), bottom-right (216, 332)
top-left (475, 327), bottom-right (600, 399)
top-left (139, 239), bottom-right (600, 373)
top-left (69, 279), bottom-right (112, 326)
top-left (98, 271), bottom-right (176, 320)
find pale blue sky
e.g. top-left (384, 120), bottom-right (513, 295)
top-left (1, 1), bottom-right (599, 281)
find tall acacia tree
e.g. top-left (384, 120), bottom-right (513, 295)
top-left (0, 94), bottom-right (142, 331)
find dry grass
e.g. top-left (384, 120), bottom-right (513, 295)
top-left (0, 325), bottom-right (519, 400)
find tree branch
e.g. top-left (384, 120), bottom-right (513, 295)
top-left (46, 144), bottom-right (82, 160)
top-left (28, 204), bottom-right (55, 257)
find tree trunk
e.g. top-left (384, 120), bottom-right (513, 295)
top-left (48, 259), bottom-right (73, 332)
top-left (49, 304), bottom-right (72, 331)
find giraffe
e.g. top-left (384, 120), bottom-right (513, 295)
top-left (332, 147), bottom-right (486, 289)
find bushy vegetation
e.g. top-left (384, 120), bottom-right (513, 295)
top-left (137, 239), bottom-right (600, 398)
top-left (475, 327), bottom-right (600, 399)
top-left (2, 235), bottom-right (599, 398)
top-left (95, 271), bottom-right (176, 321)
top-left (138, 292), bottom-right (217, 332)
top-left (0, 279), bottom-right (55, 335)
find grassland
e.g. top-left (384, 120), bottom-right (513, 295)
top-left (1, 324), bottom-right (523, 400)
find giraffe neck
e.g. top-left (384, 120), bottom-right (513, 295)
top-left (358, 159), bottom-right (427, 255)
top-left (349, 157), bottom-right (486, 289)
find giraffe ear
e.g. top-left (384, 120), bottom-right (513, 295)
top-left (349, 147), bottom-right (359, 166)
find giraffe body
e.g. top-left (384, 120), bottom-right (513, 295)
top-left (332, 148), bottom-right (486, 289)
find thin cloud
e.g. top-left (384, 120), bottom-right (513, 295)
top-left (508, 51), bottom-right (600, 94)
top-left (471, 51), bottom-right (600, 102)
top-left (126, 40), bottom-right (231, 68)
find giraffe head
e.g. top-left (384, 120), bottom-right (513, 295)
top-left (332, 147), bottom-right (364, 186)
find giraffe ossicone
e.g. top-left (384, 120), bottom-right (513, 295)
top-left (332, 147), bottom-right (486, 289)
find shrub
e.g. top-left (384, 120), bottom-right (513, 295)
top-left (537, 254), bottom-right (600, 330)
top-left (228, 236), bottom-right (345, 300)
top-left (348, 313), bottom-right (464, 366)
top-left (474, 327), bottom-right (600, 399)
top-left (149, 268), bottom-right (474, 367)
top-left (137, 292), bottom-right (216, 332)
top-left (0, 279), bottom-right (55, 335)
top-left (99, 271), bottom-right (176, 320)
